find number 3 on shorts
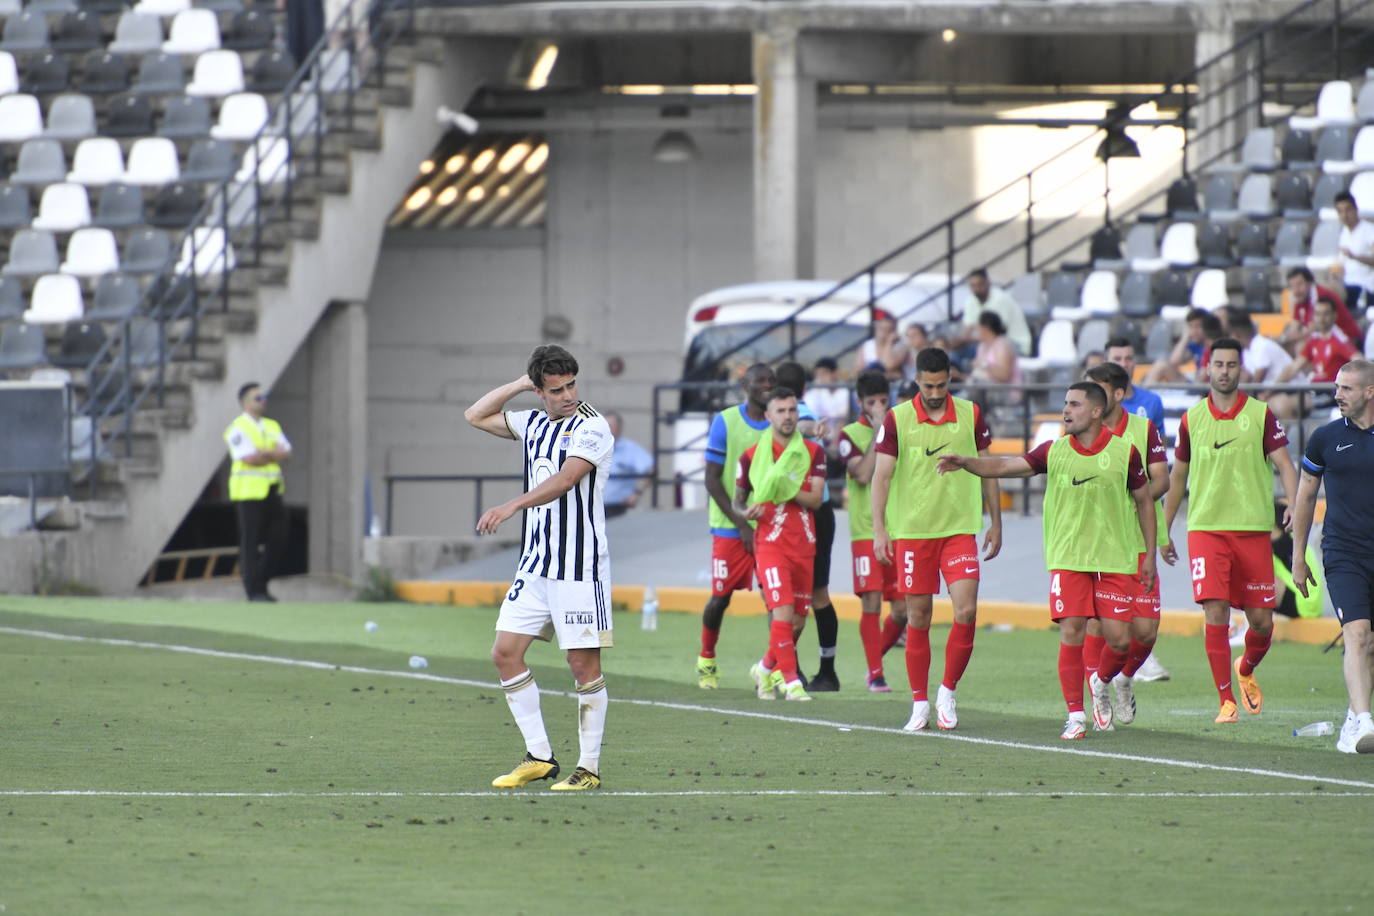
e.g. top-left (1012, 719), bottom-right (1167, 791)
top-left (506, 579), bottom-right (524, 601)
top-left (1190, 557), bottom-right (1206, 582)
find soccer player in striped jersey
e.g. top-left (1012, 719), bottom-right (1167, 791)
top-left (871, 347), bottom-right (1001, 730)
top-left (1163, 338), bottom-right (1299, 724)
top-left (1083, 362), bottom-right (1170, 727)
top-left (938, 383), bottom-right (1156, 739)
top-left (466, 345), bottom-right (614, 791)
top-left (735, 386), bottom-right (828, 702)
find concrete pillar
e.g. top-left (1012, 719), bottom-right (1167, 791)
top-left (1191, 7), bottom-right (1245, 174)
top-left (307, 300), bottom-right (367, 581)
top-left (752, 26), bottom-right (816, 280)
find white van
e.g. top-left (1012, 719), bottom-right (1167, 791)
top-left (672, 272), bottom-right (965, 508)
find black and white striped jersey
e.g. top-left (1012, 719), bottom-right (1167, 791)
top-left (503, 402), bottom-right (613, 582)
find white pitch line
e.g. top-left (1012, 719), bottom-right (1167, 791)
top-left (2, 790), bottom-right (1371, 800)
top-left (3, 624), bottom-right (1372, 791)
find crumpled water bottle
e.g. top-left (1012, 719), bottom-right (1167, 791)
top-left (640, 585), bottom-right (659, 631)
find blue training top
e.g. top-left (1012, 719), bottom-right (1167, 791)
top-left (1121, 385), bottom-right (1166, 437)
top-left (1302, 416), bottom-right (1374, 558)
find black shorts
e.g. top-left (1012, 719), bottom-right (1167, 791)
top-left (812, 501), bottom-right (835, 588)
top-left (1325, 552), bottom-right (1374, 626)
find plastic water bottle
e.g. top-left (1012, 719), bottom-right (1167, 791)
top-left (640, 585), bottom-right (659, 631)
top-left (1292, 721), bottom-right (1334, 737)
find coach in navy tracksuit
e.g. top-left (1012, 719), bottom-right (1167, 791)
top-left (1291, 358), bottom-right (1374, 754)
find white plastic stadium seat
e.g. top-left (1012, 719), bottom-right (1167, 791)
top-left (234, 136), bottom-right (290, 185)
top-left (176, 226), bottom-right (236, 276)
top-left (0, 50), bottom-right (18, 95)
top-left (1323, 125), bottom-right (1374, 175)
top-left (60, 227), bottom-right (120, 278)
top-left (186, 49), bottom-right (244, 97)
top-left (31, 183), bottom-right (91, 232)
top-left (67, 137), bottom-right (127, 186)
top-left (1190, 268), bottom-right (1229, 310)
top-left (123, 137), bottom-right (180, 185)
top-left (23, 273), bottom-right (84, 324)
top-left (1290, 80), bottom-right (1357, 131)
top-left (162, 9), bottom-right (220, 55)
top-left (1159, 222), bottom-right (1199, 268)
top-left (1307, 219), bottom-right (1343, 272)
top-left (1018, 318), bottom-right (1077, 372)
top-left (0, 94), bottom-right (44, 143)
top-left (209, 92), bottom-right (268, 141)
top-left (133, 0), bottom-right (190, 15)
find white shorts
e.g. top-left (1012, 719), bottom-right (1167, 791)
top-left (496, 575), bottom-right (614, 650)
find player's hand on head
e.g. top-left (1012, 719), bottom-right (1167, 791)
top-left (516, 374), bottom-right (535, 391)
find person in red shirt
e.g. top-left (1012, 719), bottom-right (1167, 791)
top-left (1281, 267), bottom-right (1363, 349)
top-left (1277, 297), bottom-right (1361, 412)
top-left (735, 386), bottom-right (828, 702)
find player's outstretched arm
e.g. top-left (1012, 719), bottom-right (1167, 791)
top-left (465, 375), bottom-right (535, 439)
top-left (1289, 470), bottom-right (1323, 597)
top-left (476, 456), bottom-right (593, 534)
top-left (936, 454), bottom-right (1034, 479)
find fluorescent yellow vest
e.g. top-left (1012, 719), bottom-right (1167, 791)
top-left (1184, 395), bottom-right (1273, 533)
top-left (226, 414), bottom-right (285, 501)
top-left (708, 405), bottom-right (768, 532)
top-left (842, 419), bottom-right (877, 541)
top-left (1042, 433), bottom-right (1141, 574)
top-left (884, 397), bottom-right (982, 539)
top-left (1119, 413), bottom-right (1168, 548)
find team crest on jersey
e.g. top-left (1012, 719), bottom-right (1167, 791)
top-left (558, 431), bottom-right (573, 450)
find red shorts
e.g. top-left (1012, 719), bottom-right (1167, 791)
top-left (1132, 550), bottom-right (1161, 619)
top-left (755, 546), bottom-right (814, 615)
top-left (711, 534), bottom-right (754, 594)
top-left (1049, 569), bottom-right (1140, 622)
top-left (1186, 530), bottom-right (1276, 610)
top-left (851, 540), bottom-right (901, 601)
top-left (894, 534), bottom-right (980, 596)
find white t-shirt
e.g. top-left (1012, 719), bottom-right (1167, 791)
top-left (1339, 219), bottom-right (1374, 289)
top-left (1243, 334), bottom-right (1292, 383)
top-left (225, 413), bottom-right (292, 461)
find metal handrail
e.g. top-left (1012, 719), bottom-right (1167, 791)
top-left (80, 0), bottom-right (418, 494)
top-left (696, 0), bottom-right (1374, 377)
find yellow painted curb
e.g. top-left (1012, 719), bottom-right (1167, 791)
top-left (394, 580), bottom-right (1341, 645)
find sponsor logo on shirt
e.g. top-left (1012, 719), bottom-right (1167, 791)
top-left (1337, 443), bottom-right (1355, 452)
top-left (925, 443), bottom-right (950, 456)
top-left (1071, 476), bottom-right (1097, 486)
top-left (1212, 438), bottom-right (1237, 449)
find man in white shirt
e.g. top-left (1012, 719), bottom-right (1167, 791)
top-left (1336, 191), bottom-right (1374, 312)
top-left (955, 269), bottom-right (1032, 357)
top-left (1227, 312), bottom-right (1292, 384)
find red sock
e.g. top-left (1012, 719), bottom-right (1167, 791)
top-left (859, 613), bottom-right (884, 681)
top-left (1204, 624), bottom-right (1236, 704)
top-left (1239, 628), bottom-right (1271, 676)
top-left (769, 619), bottom-right (799, 683)
top-left (1121, 638), bottom-right (1154, 678)
top-left (1058, 643), bottom-right (1085, 713)
top-left (1081, 632), bottom-right (1105, 683)
top-left (880, 614), bottom-right (905, 654)
top-left (1097, 645), bottom-right (1128, 683)
top-left (700, 626), bottom-right (720, 659)
top-left (905, 626), bottom-right (931, 701)
top-left (942, 621), bottom-right (976, 690)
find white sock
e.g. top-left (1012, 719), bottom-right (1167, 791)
top-left (500, 670), bottom-right (552, 760)
top-left (575, 676), bottom-right (608, 775)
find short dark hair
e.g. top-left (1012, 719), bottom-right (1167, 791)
top-left (766, 385), bottom-right (798, 404)
top-left (527, 345), bottom-right (578, 389)
top-left (1185, 307), bottom-right (1210, 324)
top-left (978, 311), bottom-right (1006, 335)
top-left (1200, 313), bottom-right (1224, 338)
top-left (855, 369), bottom-right (889, 399)
top-left (1226, 311), bottom-right (1257, 334)
top-left (237, 381), bottom-right (260, 402)
top-left (1068, 381), bottom-right (1108, 411)
top-left (1084, 361), bottom-right (1131, 393)
top-left (774, 361), bottom-right (807, 393)
top-left (1105, 336), bottom-right (1134, 352)
top-left (1287, 266), bottom-right (1315, 283)
top-left (814, 357), bottom-right (838, 372)
top-left (745, 362), bottom-right (773, 383)
top-left (1315, 295), bottom-right (1338, 311)
top-left (896, 380), bottom-right (920, 401)
top-left (915, 347), bottom-right (951, 375)
top-left (1209, 336), bottom-right (1244, 360)
top-left (968, 268), bottom-right (989, 282)
top-left (1335, 190), bottom-right (1357, 207)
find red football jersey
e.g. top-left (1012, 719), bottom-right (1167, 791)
top-left (738, 436), bottom-right (828, 552)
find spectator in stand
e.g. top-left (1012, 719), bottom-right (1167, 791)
top-left (954, 269), bottom-right (1033, 357)
top-left (1226, 311), bottom-right (1297, 415)
top-left (899, 324), bottom-right (929, 380)
top-left (1106, 337), bottom-right (1166, 434)
top-left (804, 358), bottom-right (852, 434)
top-left (1281, 266), bottom-right (1363, 349)
top-left (1277, 297), bottom-right (1361, 412)
top-left (602, 411), bottom-right (654, 518)
top-left (966, 312), bottom-right (1023, 417)
top-left (1146, 308), bottom-right (1224, 385)
top-left (1335, 191), bottom-right (1374, 313)
top-left (856, 315), bottom-right (908, 381)
top-left (1080, 351), bottom-right (1106, 372)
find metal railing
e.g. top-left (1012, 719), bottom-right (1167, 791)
top-left (694, 0), bottom-right (1374, 379)
top-left (80, 0), bottom-right (418, 494)
top-left (383, 471), bottom-right (656, 534)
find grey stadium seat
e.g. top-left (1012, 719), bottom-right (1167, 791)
top-left (85, 273), bottom-right (142, 320)
top-left (77, 52), bottom-right (131, 94)
top-left (1046, 272), bottom-right (1080, 310)
top-left (53, 321), bottom-right (107, 369)
top-left (108, 12), bottom-right (164, 55)
top-left (51, 11), bottom-right (103, 52)
top-left (43, 93), bottom-right (97, 140)
top-left (159, 95), bottom-right (211, 138)
top-left (0, 13), bottom-right (52, 53)
top-left (1119, 272), bottom-right (1154, 318)
top-left (121, 228), bottom-right (172, 274)
top-left (181, 139), bottom-right (234, 182)
top-left (1236, 222), bottom-right (1270, 266)
top-left (1197, 222), bottom-right (1233, 268)
top-left (22, 52), bottom-right (71, 94)
top-left (1202, 174), bottom-right (1236, 220)
top-left (1243, 268), bottom-right (1274, 312)
top-left (104, 94), bottom-right (154, 137)
top-left (93, 182), bottom-right (145, 228)
top-left (9, 139), bottom-right (67, 185)
top-left (223, 9), bottom-right (273, 51)
top-left (0, 182), bottom-right (32, 229)
top-left (1273, 220), bottom-right (1309, 267)
top-left (1282, 128), bottom-right (1315, 168)
top-left (148, 182), bottom-right (204, 228)
top-left (0, 324), bottom-right (47, 372)
top-left (1275, 172), bottom-right (1313, 219)
top-left (0, 275), bottom-right (23, 320)
top-left (132, 52), bottom-right (184, 95)
top-left (1155, 269), bottom-right (1190, 308)
top-left (1315, 126), bottom-right (1354, 169)
top-left (2, 229), bottom-right (60, 276)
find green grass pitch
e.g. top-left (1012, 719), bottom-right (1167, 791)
top-left (2, 594), bottom-right (1372, 914)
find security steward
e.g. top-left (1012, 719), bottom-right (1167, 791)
top-left (224, 381), bottom-right (292, 601)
